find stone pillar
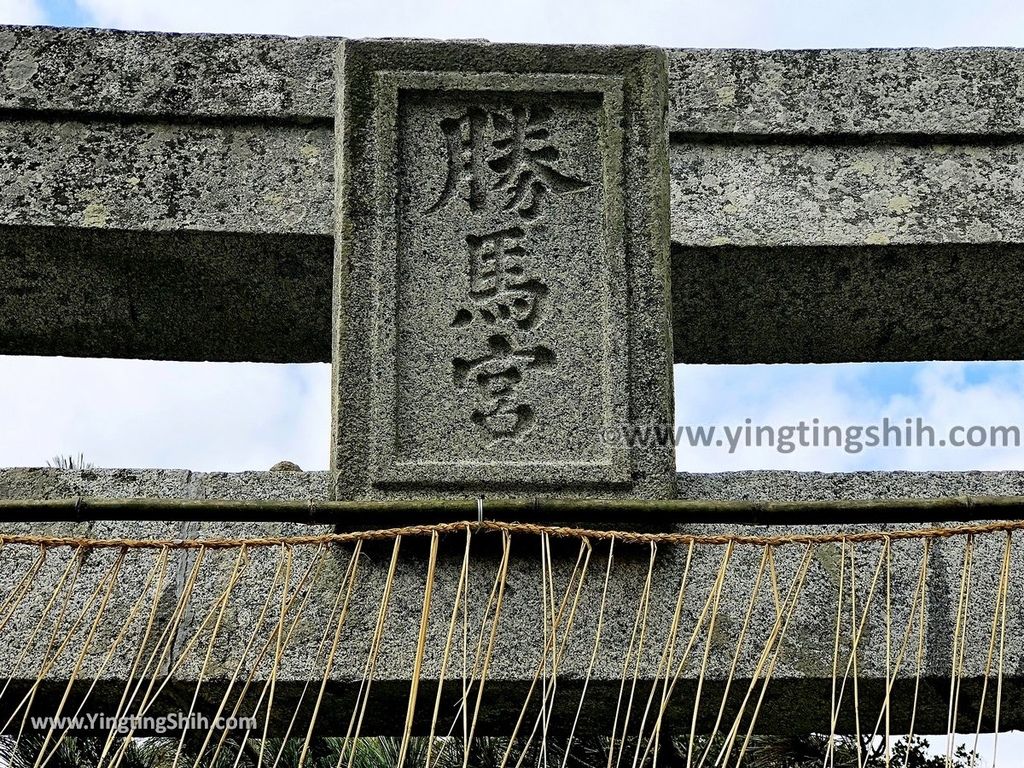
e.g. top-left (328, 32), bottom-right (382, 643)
top-left (332, 40), bottom-right (676, 500)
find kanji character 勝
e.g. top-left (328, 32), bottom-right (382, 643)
top-left (424, 103), bottom-right (590, 219)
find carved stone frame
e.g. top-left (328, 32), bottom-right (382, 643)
top-left (334, 40), bottom-right (674, 500)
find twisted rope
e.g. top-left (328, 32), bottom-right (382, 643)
top-left (1, 516), bottom-right (1024, 549)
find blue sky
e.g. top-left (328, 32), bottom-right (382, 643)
top-left (3, 0), bottom-right (1024, 474)
top-left (14, 0), bottom-right (1024, 48)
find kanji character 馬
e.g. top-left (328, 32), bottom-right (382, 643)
top-left (451, 226), bottom-right (549, 331)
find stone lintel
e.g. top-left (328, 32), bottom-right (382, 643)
top-left (7, 27), bottom-right (1024, 137)
top-left (3, 29), bottom-right (1024, 366)
top-left (1, 468), bottom-right (1023, 735)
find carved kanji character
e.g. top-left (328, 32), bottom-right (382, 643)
top-left (452, 226), bottom-right (549, 331)
top-left (488, 105), bottom-right (591, 219)
top-left (426, 104), bottom-right (590, 219)
top-left (425, 106), bottom-right (489, 213)
top-left (453, 334), bottom-right (557, 439)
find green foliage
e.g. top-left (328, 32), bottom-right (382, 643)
top-left (1, 734), bottom-right (167, 768)
top-left (892, 736), bottom-right (979, 768)
top-left (727, 734), bottom-right (979, 768)
top-left (0, 733), bottom-right (980, 768)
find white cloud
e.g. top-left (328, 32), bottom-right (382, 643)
top-left (0, 0), bottom-right (43, 25)
top-left (0, 356), bottom-right (330, 471)
top-left (879, 362), bottom-right (1024, 470)
top-left (71, 0), bottom-right (1024, 47)
top-left (4, 358), bottom-right (1024, 474)
top-left (675, 363), bottom-right (876, 472)
top-left (675, 362), bottom-right (1024, 472)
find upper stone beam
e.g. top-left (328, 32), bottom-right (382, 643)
top-left (0, 25), bottom-right (335, 121)
top-left (4, 27), bottom-right (1024, 366)
top-left (669, 48), bottom-right (1024, 136)
top-left (7, 27), bottom-right (1024, 136)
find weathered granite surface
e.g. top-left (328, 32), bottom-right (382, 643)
top-left (671, 242), bottom-right (1024, 364)
top-left (0, 225), bottom-right (332, 363)
top-left (670, 138), bottom-right (1024, 247)
top-left (6, 28), bottom-right (1024, 134)
top-left (333, 40), bottom-right (674, 498)
top-left (2, 26), bottom-right (1024, 735)
top-left (7, 466), bottom-right (1024, 502)
top-left (0, 25), bottom-right (335, 120)
top-left (3, 28), bottom-right (1024, 365)
top-left (667, 48), bottom-right (1024, 135)
top-left (0, 469), bottom-right (1022, 734)
top-left (0, 119), bottom-right (332, 234)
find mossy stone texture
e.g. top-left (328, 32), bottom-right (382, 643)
top-left (332, 40), bottom-right (674, 499)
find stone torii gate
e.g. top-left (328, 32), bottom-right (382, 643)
top-left (1, 25), bottom-right (1024, 739)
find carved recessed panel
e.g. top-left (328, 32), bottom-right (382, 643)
top-left (386, 86), bottom-right (618, 476)
top-left (333, 41), bottom-right (674, 498)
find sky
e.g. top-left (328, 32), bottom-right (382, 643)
top-left (3, 0), bottom-right (1024, 475)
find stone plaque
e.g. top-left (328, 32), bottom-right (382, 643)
top-left (333, 40), bottom-right (674, 499)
